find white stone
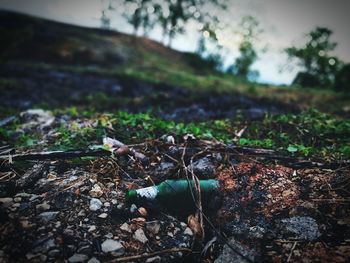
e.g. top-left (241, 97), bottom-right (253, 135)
top-left (130, 204), bottom-right (137, 213)
top-left (146, 256), bottom-right (161, 263)
top-left (89, 198), bottom-right (102, 211)
top-left (133, 228), bottom-right (148, 243)
top-left (184, 227), bottom-right (193, 236)
top-left (88, 225), bottom-right (96, 232)
top-left (87, 257), bottom-right (100, 263)
top-left (166, 135), bottom-right (175, 144)
top-left (15, 192), bottom-right (32, 198)
top-left (68, 253), bottom-right (89, 263)
top-left (104, 233), bottom-right (113, 239)
top-left (120, 223), bottom-right (132, 233)
top-left (14, 197), bottom-right (22, 202)
top-left (36, 202), bottom-right (51, 211)
top-left (98, 213), bottom-right (108, 219)
top-left (78, 210), bottom-right (86, 217)
top-left (101, 239), bottom-right (124, 255)
top-left (38, 211), bottom-right (59, 222)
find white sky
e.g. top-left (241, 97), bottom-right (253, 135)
top-left (0, 0), bottom-right (349, 85)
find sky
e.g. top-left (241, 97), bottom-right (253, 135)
top-left (0, 0), bottom-right (349, 85)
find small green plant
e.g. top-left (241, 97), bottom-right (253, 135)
top-left (51, 123), bottom-right (105, 150)
top-left (1, 108), bottom-right (348, 160)
top-left (240, 109), bottom-right (350, 158)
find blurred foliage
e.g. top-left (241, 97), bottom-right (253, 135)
top-left (194, 37), bottom-right (224, 71)
top-left (120, 0), bottom-right (227, 47)
top-left (285, 27), bottom-right (341, 88)
top-left (227, 16), bottom-right (263, 81)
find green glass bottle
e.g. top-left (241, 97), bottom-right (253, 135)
top-left (125, 179), bottom-right (220, 206)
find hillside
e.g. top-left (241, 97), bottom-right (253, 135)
top-left (0, 10), bottom-right (349, 117)
top-left (0, 10), bottom-right (349, 263)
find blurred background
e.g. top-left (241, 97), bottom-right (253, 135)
top-left (0, 0), bottom-right (350, 119)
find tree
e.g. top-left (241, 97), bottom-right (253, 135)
top-left (285, 27), bottom-right (341, 88)
top-left (193, 35), bottom-right (223, 71)
top-left (100, 10), bottom-right (111, 29)
top-left (228, 16), bottom-right (262, 81)
top-left (193, 16), bottom-right (226, 71)
top-left (122, 0), bottom-right (227, 47)
top-left (123, 0), bottom-right (157, 36)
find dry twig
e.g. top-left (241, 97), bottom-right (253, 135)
top-left (107, 247), bottom-right (192, 262)
top-left (287, 241), bottom-right (298, 262)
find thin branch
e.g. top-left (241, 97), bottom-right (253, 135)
top-left (287, 241), bottom-right (298, 262)
top-left (107, 247), bottom-right (192, 263)
top-left (0, 149), bottom-right (111, 161)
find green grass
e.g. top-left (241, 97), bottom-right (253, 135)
top-left (2, 109), bottom-right (348, 160)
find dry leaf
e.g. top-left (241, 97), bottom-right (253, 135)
top-left (187, 214), bottom-right (203, 239)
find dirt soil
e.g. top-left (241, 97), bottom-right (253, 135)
top-left (0, 115), bottom-right (349, 263)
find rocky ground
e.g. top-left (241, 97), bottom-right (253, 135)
top-left (0, 110), bottom-right (349, 262)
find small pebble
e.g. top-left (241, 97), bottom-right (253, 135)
top-left (14, 197), bottom-right (22, 202)
top-left (101, 239), bottom-right (124, 255)
top-left (133, 228), bottom-right (148, 243)
top-left (120, 223), bottom-right (132, 233)
top-left (68, 253), bottom-right (89, 263)
top-left (146, 256), bottom-right (161, 263)
top-left (38, 211), bottom-right (59, 222)
top-left (36, 202), bottom-right (51, 211)
top-left (87, 257), bottom-right (100, 263)
top-left (184, 227), bottom-right (193, 236)
top-left (89, 198), bottom-right (102, 211)
top-left (105, 233), bottom-right (113, 239)
top-left (98, 213), bottom-right (108, 219)
top-left (88, 225), bottom-right (97, 232)
top-left (130, 204), bottom-right (137, 213)
top-left (78, 210), bottom-right (86, 217)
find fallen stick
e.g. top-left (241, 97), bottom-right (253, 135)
top-left (287, 241), bottom-right (298, 262)
top-left (107, 247), bottom-right (192, 263)
top-left (225, 145), bottom-right (350, 168)
top-left (254, 155), bottom-right (350, 169)
top-left (0, 149), bottom-right (111, 161)
top-left (0, 147), bottom-right (148, 163)
top-left (175, 145), bottom-right (350, 169)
